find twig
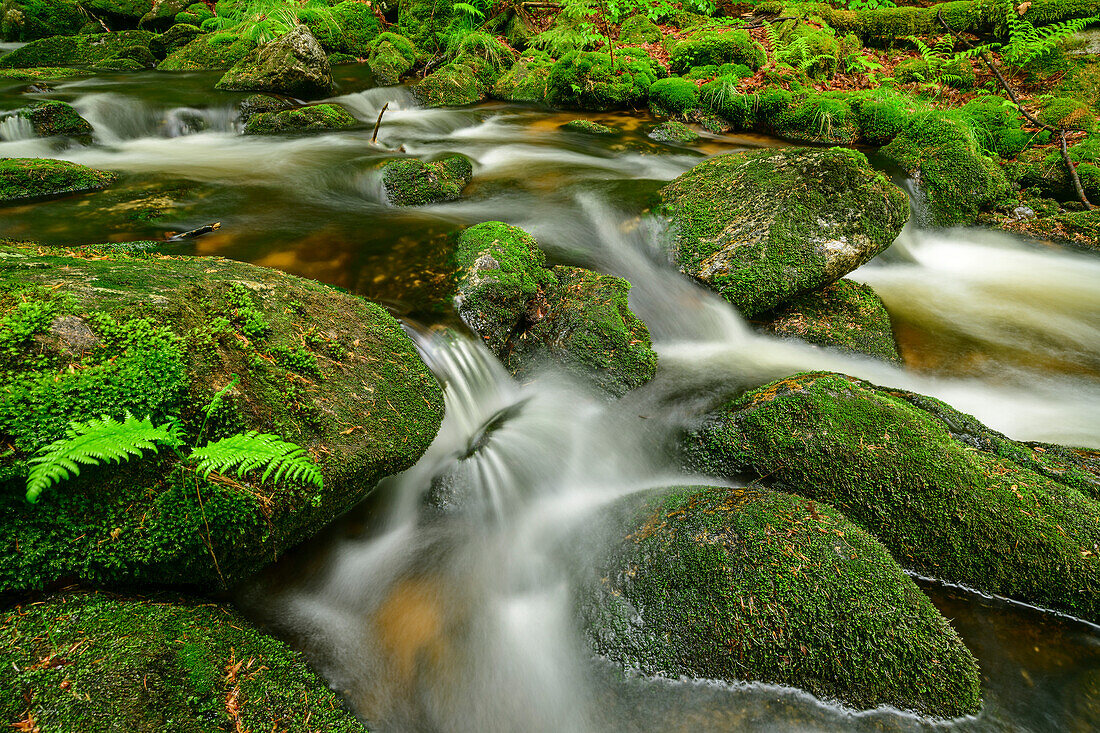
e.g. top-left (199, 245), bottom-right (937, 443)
top-left (166, 222), bottom-right (221, 241)
top-left (371, 102), bottom-right (389, 144)
top-left (938, 10), bottom-right (1095, 210)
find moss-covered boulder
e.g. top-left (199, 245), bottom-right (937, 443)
top-left (579, 485), bottom-right (981, 716)
top-left (415, 58), bottom-right (490, 107)
top-left (547, 48), bottom-right (664, 111)
top-left (0, 593), bottom-right (367, 732)
top-left (452, 222), bottom-right (657, 396)
top-left (880, 110), bottom-right (1012, 226)
top-left (0, 30), bottom-right (156, 69)
top-left (754, 279), bottom-right (901, 362)
top-left (242, 103), bottom-right (356, 135)
top-left (562, 119), bottom-right (617, 135)
top-left (382, 154), bottom-right (473, 206)
top-left (666, 29), bottom-right (764, 75)
top-left (648, 76), bottom-right (700, 117)
top-left (215, 25), bottom-right (334, 99)
top-left (681, 372), bottom-right (1100, 622)
top-left (237, 93), bottom-right (295, 125)
top-left (307, 0), bottom-right (382, 57)
top-left (366, 31), bottom-right (416, 86)
top-left (618, 14), bottom-right (662, 45)
top-left (158, 32), bottom-right (256, 71)
top-left (491, 52), bottom-right (552, 103)
top-left (1014, 134), bottom-right (1100, 206)
top-left (0, 244), bottom-right (443, 592)
top-left (659, 147), bottom-right (909, 317)
top-left (139, 0), bottom-right (192, 31)
top-left (150, 23), bottom-right (204, 59)
top-left (397, 0), bottom-right (451, 51)
top-left (648, 120), bottom-right (699, 144)
top-left (0, 0), bottom-right (85, 42)
top-left (4, 100), bottom-right (92, 139)
top-left (0, 66), bottom-right (90, 81)
top-left (0, 159), bottom-right (115, 203)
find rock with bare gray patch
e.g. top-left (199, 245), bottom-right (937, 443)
top-left (658, 147), bottom-right (910, 316)
top-left (215, 24), bottom-right (334, 99)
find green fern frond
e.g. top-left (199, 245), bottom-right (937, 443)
top-left (188, 432), bottom-right (323, 489)
top-left (25, 414), bottom-right (178, 504)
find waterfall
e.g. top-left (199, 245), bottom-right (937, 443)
top-left (0, 113), bottom-right (35, 142)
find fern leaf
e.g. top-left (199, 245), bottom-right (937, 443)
top-left (188, 432), bottom-right (323, 489)
top-left (25, 413), bottom-right (175, 503)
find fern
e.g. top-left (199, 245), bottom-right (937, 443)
top-left (189, 432), bottom-right (323, 489)
top-left (25, 414), bottom-right (179, 503)
top-left (1000, 0), bottom-right (1098, 68)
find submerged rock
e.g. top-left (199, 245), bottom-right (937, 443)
top-left (579, 485), bottom-right (981, 716)
top-left (0, 593), bottom-right (367, 732)
top-left (453, 222), bottom-right (657, 397)
top-left (2, 100), bottom-right (92, 139)
top-left (0, 158), bottom-right (115, 202)
top-left (562, 119), bottom-right (617, 135)
top-left (382, 154), bottom-right (473, 206)
top-left (648, 120), bottom-right (699, 144)
top-left (236, 93), bottom-right (295, 125)
top-left (681, 372), bottom-right (1100, 622)
top-left (243, 103), bottom-right (356, 135)
top-left (659, 147), bottom-right (909, 317)
top-left (216, 24), bottom-right (335, 99)
top-left (754, 279), bottom-right (901, 362)
top-left (0, 243), bottom-right (444, 592)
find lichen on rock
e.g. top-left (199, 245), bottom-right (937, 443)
top-left (215, 24), bottom-right (334, 99)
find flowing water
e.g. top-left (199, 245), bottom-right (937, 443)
top-left (3, 68), bottom-right (1099, 731)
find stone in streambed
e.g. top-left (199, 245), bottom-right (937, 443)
top-left (578, 485), bottom-right (982, 716)
top-left (0, 592), bottom-right (367, 732)
top-left (243, 103), bottom-right (356, 135)
top-left (0, 158), bottom-right (115, 203)
top-left (381, 154), bottom-right (473, 206)
top-left (561, 119), bottom-right (616, 135)
top-left (216, 24), bottom-right (334, 99)
top-left (0, 242), bottom-right (444, 593)
top-left (2, 99), bottom-right (92, 139)
top-left (452, 222), bottom-right (657, 397)
top-left (648, 120), bottom-right (699, 144)
top-left (681, 371), bottom-right (1100, 623)
top-left (659, 147), bottom-right (909, 317)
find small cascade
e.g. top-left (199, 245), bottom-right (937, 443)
top-left (0, 113), bottom-right (35, 142)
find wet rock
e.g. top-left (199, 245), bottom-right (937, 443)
top-left (0, 30), bottom-right (156, 69)
top-left (681, 372), bottom-right (1100, 623)
top-left (382, 154), bottom-right (473, 206)
top-left (243, 103), bottom-right (356, 135)
top-left (237, 93), bottom-right (295, 125)
top-left (0, 593), bottom-right (367, 732)
top-left (754, 279), bottom-right (901, 363)
top-left (578, 485), bottom-right (981, 716)
top-left (216, 25), bottom-right (334, 99)
top-left (0, 242), bottom-right (444, 592)
top-left (453, 222), bottom-right (657, 397)
top-left (367, 31), bottom-right (416, 86)
top-left (3, 100), bottom-right (92, 139)
top-left (659, 147), bottom-right (909, 317)
top-left (0, 158), bottom-right (115, 202)
top-left (647, 120), bottom-right (699, 144)
top-left (158, 32), bottom-right (256, 71)
top-left (415, 53), bottom-right (504, 108)
top-left (561, 119), bottom-right (617, 135)
top-left (150, 23), bottom-right (203, 59)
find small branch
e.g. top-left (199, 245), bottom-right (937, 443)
top-left (167, 222), bottom-right (221, 241)
top-left (938, 11), bottom-right (1095, 210)
top-left (371, 102), bottom-right (389, 144)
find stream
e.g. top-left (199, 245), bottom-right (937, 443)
top-left (2, 66), bottom-right (1099, 732)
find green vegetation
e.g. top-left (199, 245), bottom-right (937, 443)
top-left (0, 30), bottom-right (156, 68)
top-left (367, 31), bottom-right (417, 85)
top-left (203, 0), bottom-right (337, 44)
top-left (0, 158), bottom-right (115, 202)
top-left (243, 103), bottom-right (356, 134)
top-left (381, 154), bottom-right (474, 205)
top-left (5, 100), bottom-right (92, 138)
top-left (562, 118), bottom-right (617, 134)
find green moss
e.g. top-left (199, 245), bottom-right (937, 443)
top-left (150, 23), bottom-right (203, 58)
top-left (648, 76), bottom-right (700, 117)
top-left (1014, 134), bottom-right (1100, 204)
top-left (1053, 55), bottom-right (1100, 110)
top-left (880, 110), bottom-right (1012, 226)
top-left (648, 120), bottom-right (700, 144)
top-left (960, 95), bottom-right (1045, 158)
top-left (561, 119), bottom-right (617, 135)
top-left (0, 30), bottom-right (156, 68)
top-left (0, 0), bottom-right (85, 42)
top-left (682, 62), bottom-right (752, 81)
top-left (414, 57), bottom-right (492, 107)
top-left (0, 244), bottom-right (443, 592)
top-left (618, 14), bottom-right (662, 45)
top-left (580, 485), bottom-right (982, 716)
top-left (0, 159), bottom-right (115, 203)
top-left (993, 208), bottom-right (1100, 252)
top-left (0, 593), bottom-right (367, 732)
top-left (491, 52), bottom-right (553, 103)
top-left (157, 32), bottom-right (256, 71)
top-left (176, 2), bottom-right (214, 26)
top-left (397, 0), bottom-right (452, 51)
top-left (772, 92), bottom-right (859, 145)
top-left (659, 147), bottom-right (909, 317)
top-left (755, 279), bottom-right (901, 362)
top-left (682, 372), bottom-right (1100, 623)
top-left (0, 66), bottom-right (90, 80)
top-left (1038, 95), bottom-right (1096, 132)
top-left (667, 29), bottom-right (764, 75)
top-left (547, 48), bottom-right (664, 111)
top-left (452, 222), bottom-right (657, 396)
top-left (307, 0), bottom-right (382, 56)
top-left (367, 31), bottom-right (416, 86)
top-left (10, 100), bottom-right (92, 138)
top-left (852, 87), bottom-right (921, 145)
top-left (381, 154), bottom-right (473, 205)
top-left (243, 103), bottom-right (356, 135)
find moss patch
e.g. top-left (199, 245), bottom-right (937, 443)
top-left (366, 31), bottom-right (416, 86)
top-left (157, 32), bottom-right (256, 71)
top-left (547, 48), bottom-right (664, 111)
top-left (579, 485), bottom-right (981, 716)
top-left (243, 103), bottom-right (356, 135)
top-left (0, 30), bottom-right (156, 69)
top-left (0, 159), bottom-right (115, 203)
top-left (10, 100), bottom-right (92, 138)
top-left (381, 154), bottom-right (473, 205)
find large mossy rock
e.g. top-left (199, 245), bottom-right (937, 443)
top-left (414, 52), bottom-right (505, 108)
top-left (397, 0), bottom-right (452, 51)
top-left (215, 25), bottom-right (334, 99)
top-left (579, 485), bottom-right (981, 716)
top-left (754, 279), bottom-right (901, 363)
top-left (382, 154), bottom-right (473, 206)
top-left (0, 30), bottom-right (156, 68)
top-left (0, 244), bottom-right (444, 592)
top-left (158, 32), bottom-right (256, 71)
top-left (491, 52), bottom-right (552, 103)
top-left (0, 0), bottom-right (85, 42)
top-left (0, 593), bottom-right (366, 732)
top-left (308, 0), bottom-right (382, 56)
top-left (880, 111), bottom-right (1012, 226)
top-left (366, 31), bottom-right (416, 86)
top-left (2, 100), bottom-right (92, 139)
top-left (681, 372), bottom-right (1100, 622)
top-left (242, 103), bottom-right (356, 135)
top-left (453, 222), bottom-right (657, 397)
top-left (150, 23), bottom-right (204, 59)
top-left (659, 147), bottom-right (909, 317)
top-left (0, 159), bottom-right (115, 203)
top-left (547, 48), bottom-right (663, 111)
top-left (666, 28), bottom-right (765, 75)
